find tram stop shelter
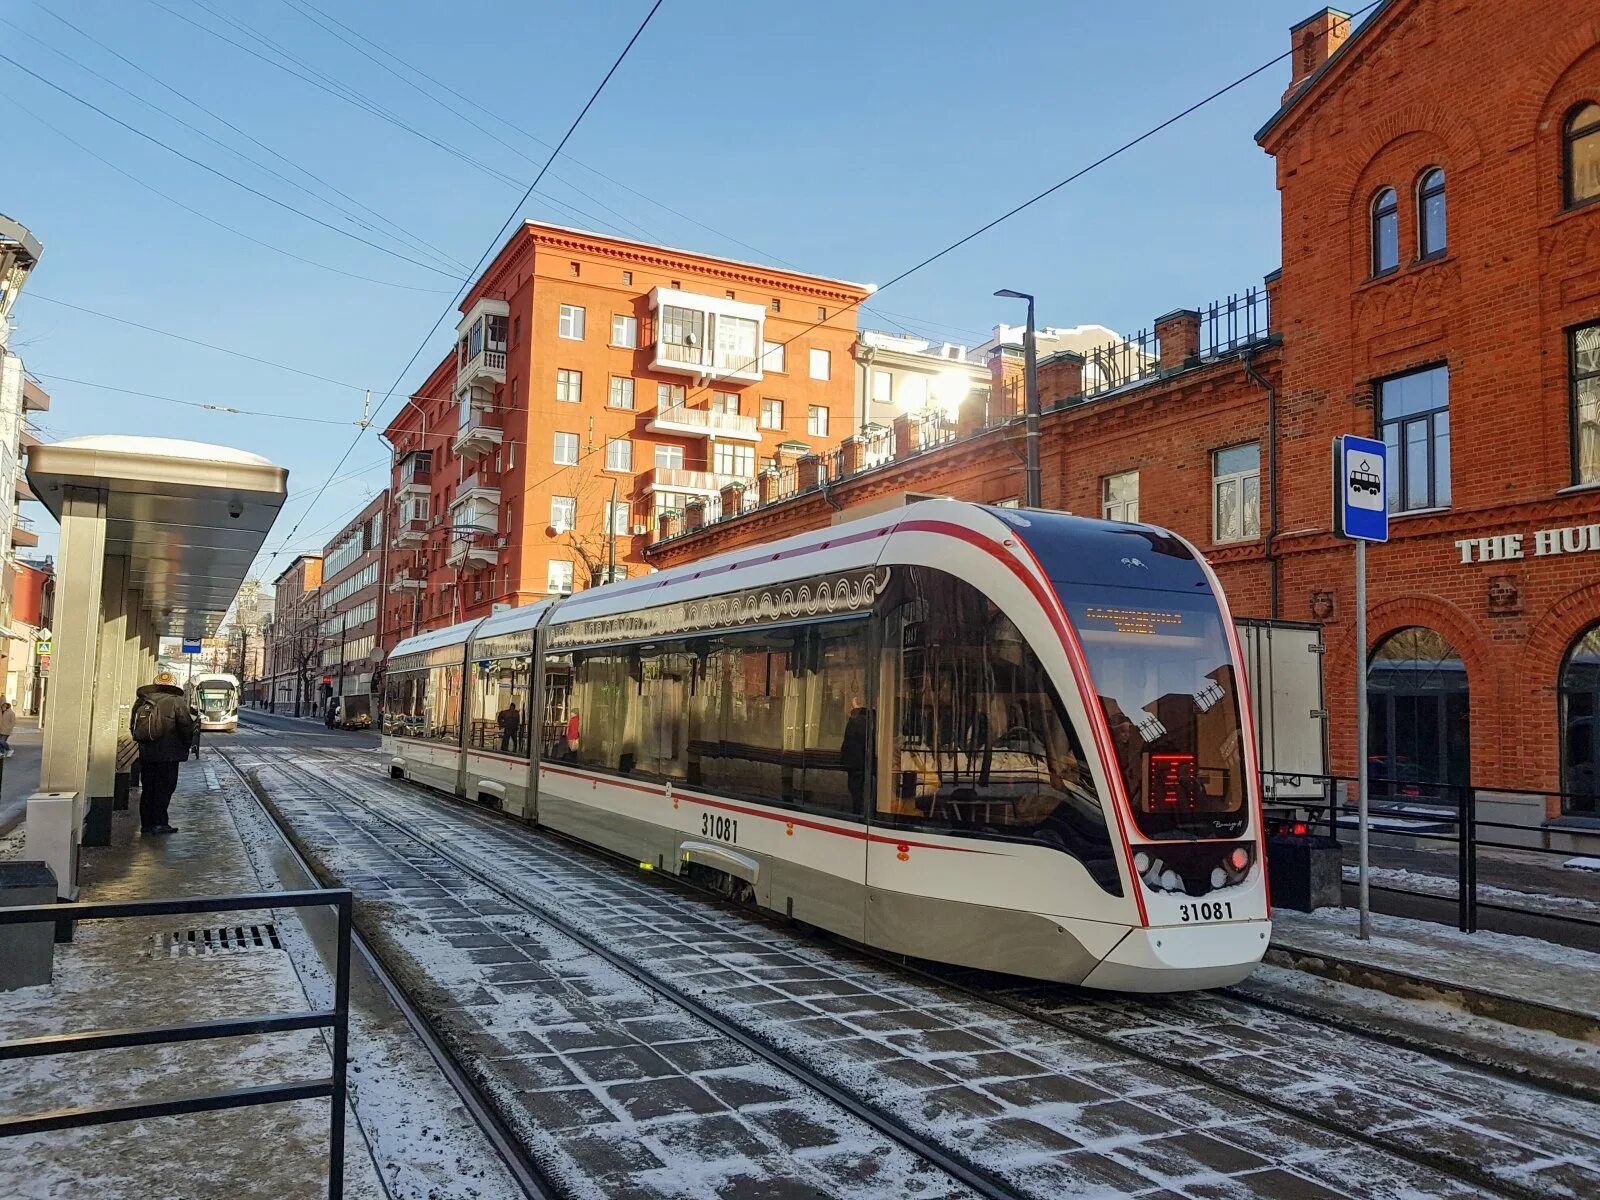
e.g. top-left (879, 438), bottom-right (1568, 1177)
top-left (21, 436), bottom-right (287, 899)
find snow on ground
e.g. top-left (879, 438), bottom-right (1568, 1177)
top-left (1272, 906), bottom-right (1600, 1018)
top-left (1566, 857), bottom-right (1600, 872)
top-left (1344, 862), bottom-right (1600, 919)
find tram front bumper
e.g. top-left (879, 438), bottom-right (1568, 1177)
top-left (1080, 919), bottom-right (1272, 993)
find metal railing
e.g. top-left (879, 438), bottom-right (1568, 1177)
top-left (1201, 286), bottom-right (1272, 357)
top-left (0, 888), bottom-right (353, 1199)
top-left (1080, 327), bottom-right (1161, 400)
top-left (1263, 771), bottom-right (1597, 933)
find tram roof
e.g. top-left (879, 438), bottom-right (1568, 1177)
top-left (25, 435), bottom-right (288, 641)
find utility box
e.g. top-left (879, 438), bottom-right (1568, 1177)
top-left (1267, 834), bottom-right (1343, 912)
top-left (0, 861), bottom-right (58, 990)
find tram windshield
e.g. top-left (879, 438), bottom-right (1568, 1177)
top-left (195, 682), bottom-right (236, 720)
top-left (992, 510), bottom-right (1249, 841)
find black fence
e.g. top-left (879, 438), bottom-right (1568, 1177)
top-left (0, 889), bottom-right (353, 1199)
top-left (1263, 772), bottom-right (1594, 933)
top-left (1201, 286), bottom-right (1272, 357)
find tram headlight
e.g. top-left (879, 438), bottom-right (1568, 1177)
top-left (1134, 851), bottom-right (1150, 875)
top-left (1211, 867), bottom-right (1227, 889)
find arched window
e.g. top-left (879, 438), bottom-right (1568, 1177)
top-left (1560, 623), bottom-right (1600, 816)
top-left (1371, 188), bottom-right (1399, 276)
top-left (1566, 103), bottom-right (1600, 208)
top-left (1417, 168), bottom-right (1446, 259)
top-left (1367, 627), bottom-right (1469, 804)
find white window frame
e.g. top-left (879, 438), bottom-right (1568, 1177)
top-left (558, 304), bottom-right (585, 341)
top-left (871, 370), bottom-right (893, 406)
top-left (556, 369), bottom-right (582, 404)
top-left (611, 313), bottom-right (637, 348)
top-left (762, 341), bottom-right (785, 373)
top-left (553, 432), bottom-right (579, 466)
top-left (605, 437), bottom-right (632, 472)
top-left (1212, 443), bottom-right (1261, 544)
top-left (604, 501), bottom-right (630, 536)
top-left (608, 376), bottom-right (634, 409)
top-left (1102, 471), bottom-right (1139, 523)
top-left (809, 348), bottom-right (831, 381)
top-left (808, 405), bottom-right (829, 437)
top-left (657, 382), bottom-right (686, 408)
top-left (655, 444), bottom-right (685, 470)
top-left (550, 495), bottom-right (576, 533)
top-left (547, 560), bottom-right (574, 595)
top-left (760, 397), bottom-right (783, 430)
top-left (714, 443), bottom-right (755, 478)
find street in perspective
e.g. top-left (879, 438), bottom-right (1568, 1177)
top-left (3, 2), bottom-right (1600, 1198)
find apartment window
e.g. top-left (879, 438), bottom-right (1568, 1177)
top-left (1371, 188), bottom-right (1399, 276)
top-left (509, 377), bottom-right (519, 410)
top-left (556, 369), bottom-right (582, 404)
top-left (604, 501), bottom-right (630, 535)
top-left (655, 444), bottom-right (685, 471)
top-left (660, 305), bottom-right (705, 365)
top-left (816, 306), bottom-right (827, 321)
top-left (550, 495), bottom-right (576, 533)
top-left (547, 560), bottom-right (574, 595)
top-left (657, 382), bottom-right (686, 408)
top-left (762, 341), bottom-right (786, 373)
top-left (553, 432), bottom-right (579, 465)
top-left (714, 443), bottom-right (755, 478)
top-left (1379, 365), bottom-right (1451, 512)
top-left (1212, 443), bottom-right (1261, 543)
top-left (1573, 323), bottom-right (1600, 485)
top-left (622, 270), bottom-right (633, 285)
top-left (712, 314), bottom-right (759, 374)
top-left (808, 406), bottom-right (829, 437)
top-left (612, 314), bottom-right (637, 348)
top-left (770, 298), bottom-right (781, 313)
top-left (608, 376), bottom-right (635, 409)
top-left (1566, 103), bottom-right (1600, 208)
top-left (1102, 471), bottom-right (1139, 523)
top-left (712, 391), bottom-right (739, 416)
top-left (809, 348), bottom-right (831, 381)
top-left (1417, 168), bottom-right (1446, 259)
top-left (605, 437), bottom-right (632, 472)
top-left (558, 304), bottom-right (585, 340)
top-left (598, 565), bottom-right (629, 584)
top-left (871, 370), bottom-right (892, 406)
top-left (760, 397), bottom-right (784, 430)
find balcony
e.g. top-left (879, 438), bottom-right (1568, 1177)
top-left (393, 517), bottom-right (429, 547)
top-left (395, 463), bottom-right (432, 503)
top-left (389, 566), bottom-right (427, 592)
top-left (456, 297), bottom-right (509, 390)
top-left (638, 466), bottom-right (750, 495)
top-left (14, 472), bottom-right (35, 502)
top-left (10, 515), bottom-right (37, 549)
top-left (646, 405), bottom-right (760, 443)
top-left (446, 532), bottom-right (499, 570)
top-left (450, 475), bottom-right (501, 510)
top-left (452, 404), bottom-right (503, 462)
top-left (649, 288), bottom-right (766, 383)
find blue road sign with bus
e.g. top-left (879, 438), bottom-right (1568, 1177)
top-left (1333, 434), bottom-right (1388, 543)
top-left (181, 639), bottom-right (202, 654)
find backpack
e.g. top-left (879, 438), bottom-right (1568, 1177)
top-left (131, 695), bottom-right (177, 744)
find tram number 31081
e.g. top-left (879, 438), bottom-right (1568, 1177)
top-left (702, 813), bottom-right (739, 843)
top-left (1178, 901), bottom-right (1234, 923)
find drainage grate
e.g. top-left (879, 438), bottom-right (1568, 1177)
top-left (152, 924), bottom-right (282, 957)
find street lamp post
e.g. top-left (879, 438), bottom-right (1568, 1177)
top-left (995, 289), bottom-right (1041, 508)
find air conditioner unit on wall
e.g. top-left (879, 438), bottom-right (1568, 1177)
top-left (630, 523), bottom-right (648, 535)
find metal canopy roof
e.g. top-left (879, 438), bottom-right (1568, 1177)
top-left (25, 435), bottom-right (288, 640)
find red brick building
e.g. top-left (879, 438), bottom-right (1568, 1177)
top-left (380, 221), bottom-right (870, 651)
top-left (319, 490), bottom-right (387, 705)
top-left (646, 2), bottom-right (1600, 840)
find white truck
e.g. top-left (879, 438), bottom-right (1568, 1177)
top-left (1235, 618), bottom-right (1329, 825)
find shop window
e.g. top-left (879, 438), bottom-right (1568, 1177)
top-left (1367, 627), bottom-right (1469, 806)
top-left (1102, 471), bottom-right (1139, 523)
top-left (1371, 187), bottom-right (1399, 276)
top-left (1417, 168), bottom-right (1446, 259)
top-left (1560, 623), bottom-right (1600, 816)
top-left (1573, 323), bottom-right (1600, 486)
top-left (1565, 103), bottom-right (1600, 209)
top-left (1379, 365), bottom-right (1450, 512)
top-left (1212, 444), bottom-right (1260, 542)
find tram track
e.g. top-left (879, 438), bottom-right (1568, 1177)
top-left (237, 742), bottom-right (1600, 1200)
top-left (211, 746), bottom-right (563, 1200)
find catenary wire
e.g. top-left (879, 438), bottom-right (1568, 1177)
top-left (259, 0), bottom-right (668, 575)
top-left (0, 50), bottom-right (462, 280)
top-left (36, 4), bottom-right (475, 276)
top-left (2, 11), bottom-right (469, 276)
top-left (30, 374), bottom-right (364, 426)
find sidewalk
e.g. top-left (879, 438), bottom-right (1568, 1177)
top-left (0, 757), bottom-right (518, 1200)
top-left (0, 715), bottom-right (43, 837)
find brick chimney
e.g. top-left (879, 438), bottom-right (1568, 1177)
top-left (1284, 9), bottom-right (1351, 102)
top-left (1036, 352), bottom-right (1085, 408)
top-left (1154, 309), bottom-right (1201, 371)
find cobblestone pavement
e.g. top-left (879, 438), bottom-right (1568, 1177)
top-left (221, 739), bottom-right (1591, 1200)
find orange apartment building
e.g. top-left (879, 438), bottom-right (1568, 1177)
top-left (381, 221), bottom-right (871, 648)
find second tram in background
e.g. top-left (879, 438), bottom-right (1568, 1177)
top-left (190, 672), bottom-right (240, 733)
top-left (380, 500), bottom-right (1273, 992)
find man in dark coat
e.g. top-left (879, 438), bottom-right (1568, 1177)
top-left (497, 701), bottom-right (522, 755)
top-left (131, 672), bottom-right (197, 835)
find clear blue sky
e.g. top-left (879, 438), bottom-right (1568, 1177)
top-left (1, 0), bottom-right (1345, 571)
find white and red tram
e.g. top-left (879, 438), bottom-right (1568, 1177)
top-left (381, 500), bottom-right (1270, 991)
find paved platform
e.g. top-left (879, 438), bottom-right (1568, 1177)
top-left (1270, 906), bottom-right (1600, 1037)
top-left (0, 755), bottom-right (519, 1200)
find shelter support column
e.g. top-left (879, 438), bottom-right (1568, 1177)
top-left (114, 588), bottom-right (144, 812)
top-left (83, 555), bottom-right (130, 844)
top-left (29, 484), bottom-right (107, 899)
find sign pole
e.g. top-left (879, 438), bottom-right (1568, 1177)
top-left (1355, 537), bottom-right (1370, 941)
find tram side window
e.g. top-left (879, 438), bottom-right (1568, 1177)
top-left (542, 654), bottom-right (575, 759)
top-left (468, 656), bottom-right (533, 757)
top-left (428, 663), bottom-right (464, 743)
top-left (383, 670), bottom-right (429, 738)
top-left (883, 568), bottom-right (1118, 893)
top-left (570, 650), bottom-right (634, 773)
